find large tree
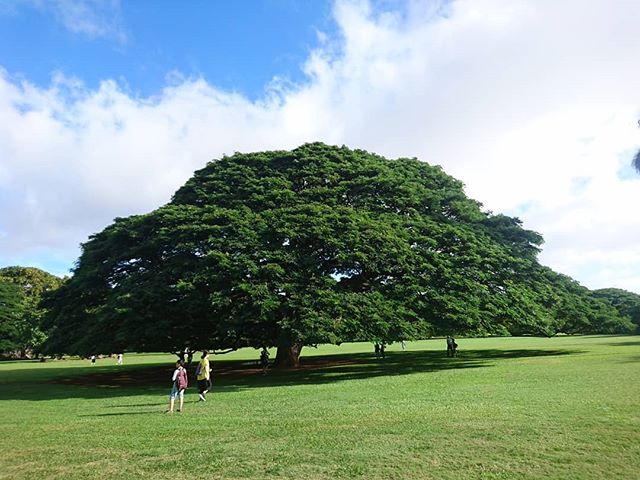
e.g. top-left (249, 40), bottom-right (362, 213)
top-left (43, 143), bottom-right (633, 365)
top-left (0, 267), bottom-right (65, 357)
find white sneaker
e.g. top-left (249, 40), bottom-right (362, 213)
top-left (198, 394), bottom-right (205, 402)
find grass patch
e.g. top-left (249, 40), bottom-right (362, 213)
top-left (1, 336), bottom-right (639, 479)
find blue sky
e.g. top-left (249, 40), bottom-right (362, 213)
top-left (0, 0), bottom-right (639, 293)
top-left (0, 0), bottom-right (335, 98)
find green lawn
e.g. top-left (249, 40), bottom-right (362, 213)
top-left (1, 336), bottom-right (639, 479)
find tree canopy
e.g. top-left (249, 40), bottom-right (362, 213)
top-left (0, 266), bottom-right (65, 357)
top-left (591, 288), bottom-right (640, 333)
top-left (42, 143), bottom-right (634, 365)
top-left (0, 280), bottom-right (25, 355)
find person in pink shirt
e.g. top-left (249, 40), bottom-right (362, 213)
top-left (166, 360), bottom-right (188, 413)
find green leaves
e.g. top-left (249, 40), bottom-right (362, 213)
top-left (591, 288), bottom-right (640, 333)
top-left (0, 267), bottom-right (64, 357)
top-left (43, 143), bottom-right (633, 356)
top-left (0, 280), bottom-right (25, 353)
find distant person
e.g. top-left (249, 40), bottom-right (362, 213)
top-left (177, 349), bottom-right (185, 363)
top-left (187, 349), bottom-right (193, 365)
top-left (447, 336), bottom-right (458, 357)
top-left (196, 351), bottom-right (211, 402)
top-left (116, 353), bottom-right (123, 365)
top-left (260, 347), bottom-right (270, 374)
top-left (380, 343), bottom-right (386, 358)
top-left (374, 343), bottom-right (380, 358)
top-left (90, 355), bottom-right (96, 365)
top-left (166, 360), bottom-right (188, 413)
top-left (401, 340), bottom-right (407, 351)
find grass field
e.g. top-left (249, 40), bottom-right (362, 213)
top-left (1, 336), bottom-right (639, 479)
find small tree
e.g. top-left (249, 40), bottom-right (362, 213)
top-left (0, 280), bottom-right (25, 356)
top-left (0, 267), bottom-right (65, 357)
top-left (592, 288), bottom-right (640, 333)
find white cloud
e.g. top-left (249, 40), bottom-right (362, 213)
top-left (55, 0), bottom-right (125, 41)
top-left (0, 0), bottom-right (639, 293)
top-left (3, 0), bottom-right (126, 42)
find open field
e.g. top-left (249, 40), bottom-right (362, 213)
top-left (1, 336), bottom-right (639, 479)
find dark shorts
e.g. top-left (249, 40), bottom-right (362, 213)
top-left (198, 378), bottom-right (212, 393)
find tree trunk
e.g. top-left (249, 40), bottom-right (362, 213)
top-left (274, 343), bottom-right (303, 368)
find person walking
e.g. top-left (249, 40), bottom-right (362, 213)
top-left (259, 347), bottom-right (270, 374)
top-left (90, 355), bottom-right (96, 365)
top-left (166, 360), bottom-right (188, 413)
top-left (446, 336), bottom-right (458, 357)
top-left (446, 336), bottom-right (454, 357)
top-left (116, 353), bottom-right (123, 365)
top-left (196, 351), bottom-right (211, 402)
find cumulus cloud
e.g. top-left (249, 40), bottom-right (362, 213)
top-left (0, 72), bottom-right (296, 253)
top-left (1, 0), bottom-right (639, 292)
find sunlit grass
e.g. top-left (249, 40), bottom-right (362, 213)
top-left (1, 336), bottom-right (639, 479)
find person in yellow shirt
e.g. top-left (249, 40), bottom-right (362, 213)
top-left (196, 350), bottom-right (211, 402)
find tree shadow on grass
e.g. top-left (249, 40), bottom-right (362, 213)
top-left (216, 348), bottom-right (581, 392)
top-left (601, 340), bottom-right (640, 347)
top-left (619, 355), bottom-right (640, 363)
top-left (0, 348), bottom-right (581, 402)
